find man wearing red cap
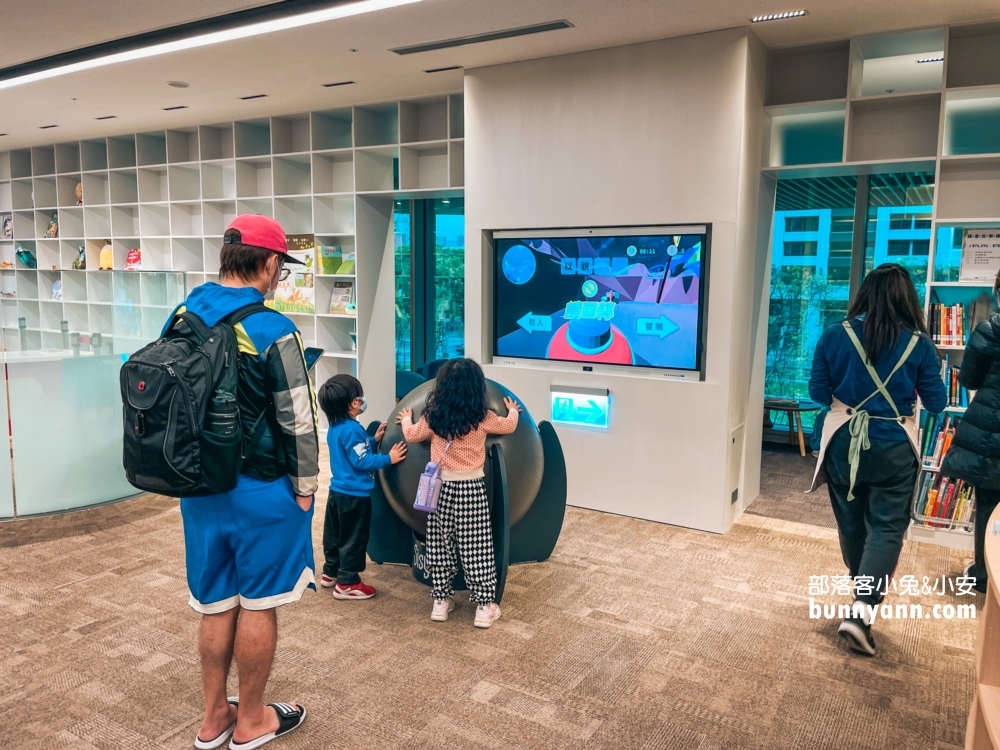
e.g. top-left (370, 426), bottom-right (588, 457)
top-left (167, 215), bottom-right (319, 749)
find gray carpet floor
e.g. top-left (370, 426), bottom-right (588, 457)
top-left (0, 448), bottom-right (977, 749)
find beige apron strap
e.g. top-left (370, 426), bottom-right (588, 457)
top-left (840, 322), bottom-right (919, 418)
top-left (838, 322), bottom-right (922, 501)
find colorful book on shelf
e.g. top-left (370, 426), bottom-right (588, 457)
top-left (318, 245), bottom-right (356, 275)
top-left (267, 251), bottom-right (315, 314)
top-left (939, 354), bottom-right (972, 408)
top-left (929, 303), bottom-right (966, 346)
top-left (337, 248), bottom-right (356, 275)
top-left (328, 280), bottom-right (355, 315)
top-left (914, 472), bottom-right (977, 528)
top-left (0, 213), bottom-right (11, 240)
top-left (919, 412), bottom-right (958, 467)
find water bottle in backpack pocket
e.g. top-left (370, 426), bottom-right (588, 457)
top-left (200, 389), bottom-right (243, 491)
top-left (413, 441), bottom-right (452, 513)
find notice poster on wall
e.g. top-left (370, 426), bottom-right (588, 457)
top-left (960, 228), bottom-right (1000, 282)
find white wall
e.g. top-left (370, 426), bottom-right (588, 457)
top-left (465, 28), bottom-right (769, 533)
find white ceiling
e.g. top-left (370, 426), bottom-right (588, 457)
top-left (1, 0), bottom-right (998, 149)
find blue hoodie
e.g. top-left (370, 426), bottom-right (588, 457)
top-left (327, 418), bottom-right (392, 495)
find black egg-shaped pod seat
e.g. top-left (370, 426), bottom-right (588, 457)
top-left (367, 378), bottom-right (567, 604)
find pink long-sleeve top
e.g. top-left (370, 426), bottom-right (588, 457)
top-left (401, 410), bottom-right (519, 480)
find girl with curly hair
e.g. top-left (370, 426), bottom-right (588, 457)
top-left (398, 359), bottom-right (521, 628)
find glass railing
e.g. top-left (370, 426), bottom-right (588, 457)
top-left (0, 271), bottom-right (185, 518)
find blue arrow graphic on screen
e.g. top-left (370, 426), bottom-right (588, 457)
top-left (518, 313), bottom-right (552, 333)
top-left (636, 315), bottom-right (680, 339)
top-left (578, 399), bottom-right (607, 424)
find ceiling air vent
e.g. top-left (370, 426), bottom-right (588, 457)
top-left (424, 65), bottom-right (462, 73)
top-left (240, 93), bottom-right (267, 100)
top-left (322, 80), bottom-right (355, 88)
top-left (391, 20), bottom-right (573, 55)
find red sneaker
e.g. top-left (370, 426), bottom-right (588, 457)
top-left (320, 574), bottom-right (336, 588)
top-left (332, 581), bottom-right (376, 600)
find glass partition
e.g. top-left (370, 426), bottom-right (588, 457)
top-left (0, 271), bottom-right (184, 517)
top-left (862, 172), bottom-right (935, 303)
top-left (767, 177), bottom-right (857, 422)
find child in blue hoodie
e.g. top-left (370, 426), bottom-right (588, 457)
top-left (318, 374), bottom-right (407, 599)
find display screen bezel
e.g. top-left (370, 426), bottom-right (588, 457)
top-left (491, 225), bottom-right (711, 376)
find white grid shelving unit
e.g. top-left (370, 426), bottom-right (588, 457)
top-left (0, 94), bottom-right (465, 387)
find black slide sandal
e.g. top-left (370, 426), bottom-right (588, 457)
top-left (194, 697), bottom-right (239, 750)
top-left (228, 703), bottom-right (307, 750)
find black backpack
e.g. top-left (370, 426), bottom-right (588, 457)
top-left (120, 303), bottom-right (274, 497)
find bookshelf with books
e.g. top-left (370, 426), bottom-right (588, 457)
top-left (910, 241), bottom-right (997, 548)
top-left (0, 94), bottom-right (465, 420)
top-left (912, 409), bottom-right (976, 534)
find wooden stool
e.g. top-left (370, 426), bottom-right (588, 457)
top-left (764, 399), bottom-right (822, 457)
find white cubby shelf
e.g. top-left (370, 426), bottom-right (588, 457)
top-left (0, 93), bottom-right (464, 377)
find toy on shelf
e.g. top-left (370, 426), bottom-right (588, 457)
top-left (46, 213), bottom-right (58, 239)
top-left (52, 279), bottom-right (63, 301)
top-left (0, 213), bottom-right (11, 240)
top-left (125, 247), bottom-right (142, 271)
top-left (99, 241), bottom-right (113, 270)
top-left (72, 245), bottom-right (86, 270)
top-left (75, 182), bottom-right (83, 206)
top-left (15, 245), bottom-right (37, 269)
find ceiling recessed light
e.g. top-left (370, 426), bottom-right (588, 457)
top-left (322, 80), bottom-right (355, 88)
top-left (39, 124), bottom-right (58, 129)
top-left (750, 10), bottom-right (807, 22)
top-left (95, 115), bottom-right (117, 120)
top-left (0, 0), bottom-right (422, 92)
top-left (240, 93), bottom-right (267, 100)
top-left (167, 81), bottom-right (190, 88)
top-left (163, 105), bottom-right (188, 110)
top-left (917, 56), bottom-right (944, 63)
top-left (424, 65), bottom-right (462, 73)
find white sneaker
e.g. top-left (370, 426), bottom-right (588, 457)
top-left (474, 603), bottom-right (501, 629)
top-left (431, 598), bottom-right (455, 622)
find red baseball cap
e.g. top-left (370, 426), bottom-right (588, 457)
top-left (223, 214), bottom-right (304, 263)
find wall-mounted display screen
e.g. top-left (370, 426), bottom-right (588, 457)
top-left (493, 227), bottom-right (709, 372)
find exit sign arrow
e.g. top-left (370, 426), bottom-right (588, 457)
top-left (517, 313), bottom-right (552, 333)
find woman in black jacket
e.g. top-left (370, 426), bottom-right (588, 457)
top-left (941, 272), bottom-right (1000, 594)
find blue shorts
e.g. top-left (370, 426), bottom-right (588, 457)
top-left (180, 474), bottom-right (316, 614)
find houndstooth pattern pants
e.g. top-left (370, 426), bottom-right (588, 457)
top-left (425, 477), bottom-right (496, 605)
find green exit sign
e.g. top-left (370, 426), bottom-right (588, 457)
top-left (550, 386), bottom-right (610, 429)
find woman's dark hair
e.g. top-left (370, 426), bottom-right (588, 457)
top-left (318, 374), bottom-right (363, 425)
top-left (219, 229), bottom-right (281, 282)
top-left (995, 266), bottom-right (1000, 298)
top-left (424, 359), bottom-right (490, 440)
top-left (847, 263), bottom-right (928, 364)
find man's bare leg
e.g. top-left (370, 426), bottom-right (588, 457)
top-left (197, 607), bottom-right (240, 741)
top-left (232, 608), bottom-right (295, 743)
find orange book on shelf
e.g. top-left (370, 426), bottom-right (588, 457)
top-left (940, 429), bottom-right (955, 460)
top-left (926, 487), bottom-right (940, 517)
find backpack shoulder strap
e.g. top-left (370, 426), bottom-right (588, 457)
top-left (224, 302), bottom-right (277, 327)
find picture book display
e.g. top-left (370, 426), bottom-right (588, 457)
top-left (494, 229), bottom-right (707, 370)
top-left (328, 279), bottom-right (355, 315)
top-left (318, 245), bottom-right (356, 275)
top-left (268, 251), bottom-right (315, 314)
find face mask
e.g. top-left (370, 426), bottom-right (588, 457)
top-left (358, 396), bottom-right (368, 413)
top-left (264, 260), bottom-right (281, 300)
